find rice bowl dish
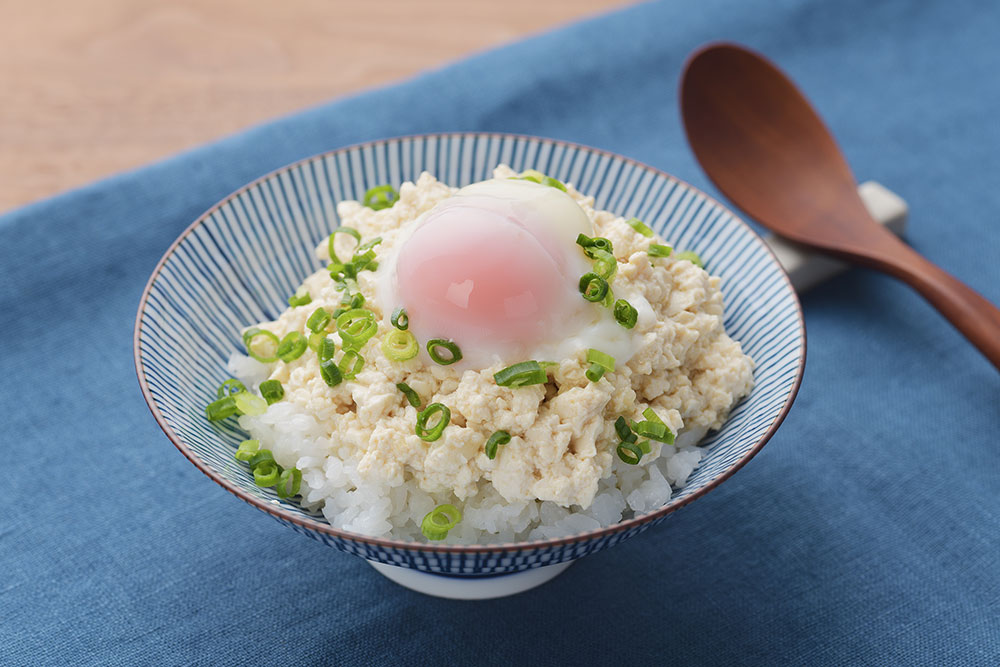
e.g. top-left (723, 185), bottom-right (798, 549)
top-left (209, 165), bottom-right (755, 545)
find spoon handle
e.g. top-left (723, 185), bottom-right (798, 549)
top-left (884, 241), bottom-right (1000, 371)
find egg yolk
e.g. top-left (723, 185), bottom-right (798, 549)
top-left (393, 180), bottom-right (593, 357)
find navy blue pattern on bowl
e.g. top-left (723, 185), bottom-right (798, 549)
top-left (134, 133), bottom-right (805, 576)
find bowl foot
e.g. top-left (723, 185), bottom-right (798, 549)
top-left (368, 560), bottom-right (573, 600)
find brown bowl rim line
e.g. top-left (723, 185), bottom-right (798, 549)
top-left (133, 131), bottom-right (807, 555)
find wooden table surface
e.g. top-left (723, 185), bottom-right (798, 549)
top-left (1, 0), bottom-right (632, 213)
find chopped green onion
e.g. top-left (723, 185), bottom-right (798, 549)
top-left (217, 378), bottom-right (246, 398)
top-left (576, 233), bottom-right (613, 257)
top-left (276, 331), bottom-right (307, 363)
top-left (420, 504), bottom-right (462, 541)
top-left (336, 308), bottom-right (378, 349)
top-left (485, 430), bottom-right (511, 460)
top-left (259, 380), bottom-right (284, 405)
top-left (415, 403), bottom-right (450, 442)
top-left (586, 349), bottom-right (615, 372)
top-left (391, 307), bottom-right (409, 331)
top-left (617, 440), bottom-right (643, 465)
top-left (539, 361), bottom-right (559, 369)
top-left (613, 299), bottom-right (638, 329)
top-left (543, 176), bottom-right (567, 192)
top-left (306, 307), bottom-right (332, 333)
top-left (340, 290), bottom-right (365, 309)
top-left (287, 287), bottom-right (312, 307)
top-left (585, 363), bottom-right (605, 382)
top-left (638, 440), bottom-right (651, 454)
top-left (351, 249), bottom-right (377, 273)
top-left (614, 416), bottom-right (636, 443)
top-left (515, 169), bottom-right (545, 183)
top-left (363, 185), bottom-right (399, 211)
top-left (319, 359), bottom-right (343, 387)
top-left (590, 249), bottom-right (617, 280)
top-left (235, 439), bottom-right (260, 462)
top-left (317, 336), bottom-right (337, 362)
top-left (601, 287), bottom-right (615, 309)
top-left (205, 395), bottom-right (238, 421)
top-left (382, 329), bottom-right (419, 361)
top-left (633, 407), bottom-right (675, 444)
top-left (578, 272), bottom-right (609, 302)
top-left (649, 244), bottom-right (673, 259)
top-left (396, 382), bottom-right (421, 408)
top-left (328, 226), bottom-right (362, 263)
top-left (427, 339), bottom-right (462, 365)
top-left (633, 420), bottom-right (669, 440)
top-left (242, 327), bottom-right (280, 363)
top-left (233, 392), bottom-right (267, 416)
top-left (626, 217), bottom-right (654, 237)
top-left (338, 349), bottom-right (365, 379)
top-left (674, 250), bottom-right (703, 267)
top-left (308, 332), bottom-right (324, 352)
top-left (248, 449), bottom-right (275, 469)
top-left (276, 468), bottom-right (302, 499)
top-left (328, 261), bottom-right (358, 282)
top-left (357, 236), bottom-right (383, 253)
top-left (253, 461), bottom-right (281, 487)
top-left (494, 361), bottom-right (547, 387)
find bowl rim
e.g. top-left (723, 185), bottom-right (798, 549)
top-left (134, 131), bottom-right (806, 554)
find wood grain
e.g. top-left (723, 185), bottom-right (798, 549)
top-left (0, 0), bottom-right (632, 212)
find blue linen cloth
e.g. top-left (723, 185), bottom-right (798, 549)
top-left (2, 0), bottom-right (998, 663)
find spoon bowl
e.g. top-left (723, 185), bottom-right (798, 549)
top-left (681, 43), bottom-right (1000, 370)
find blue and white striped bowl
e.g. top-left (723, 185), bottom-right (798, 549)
top-left (134, 133), bottom-right (805, 595)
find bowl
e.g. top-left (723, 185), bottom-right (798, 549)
top-left (134, 133), bottom-right (805, 599)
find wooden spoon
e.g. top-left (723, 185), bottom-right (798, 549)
top-left (681, 42), bottom-right (1000, 371)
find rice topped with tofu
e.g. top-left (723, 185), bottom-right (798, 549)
top-left (213, 165), bottom-right (753, 544)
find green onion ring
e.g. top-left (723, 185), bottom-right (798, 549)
top-left (287, 287), bottom-right (312, 307)
top-left (493, 361), bottom-right (547, 387)
top-left (485, 430), bottom-right (512, 460)
top-left (336, 308), bottom-right (378, 349)
top-left (276, 331), bottom-right (308, 363)
top-left (633, 420), bottom-right (668, 440)
top-left (357, 236), bottom-right (383, 253)
top-left (415, 403), bottom-right (450, 442)
top-left (320, 359), bottom-right (343, 387)
top-left (216, 378), bottom-right (246, 399)
top-left (420, 504), bottom-right (462, 540)
top-left (259, 380), bottom-right (284, 405)
top-left (306, 307), bottom-right (332, 334)
top-left (673, 249), bottom-right (702, 267)
top-left (253, 461), bottom-right (281, 487)
top-left (317, 336), bottom-right (337, 362)
top-left (617, 440), bottom-right (643, 465)
top-left (585, 363), bottom-right (605, 382)
top-left (586, 348), bottom-right (615, 372)
top-left (338, 349), bottom-right (365, 379)
top-left (396, 382), bottom-right (421, 408)
top-left (427, 339), bottom-right (462, 365)
top-left (363, 185), bottom-right (399, 211)
top-left (276, 468), bottom-right (302, 499)
top-left (614, 416), bottom-right (636, 443)
top-left (233, 392), bottom-right (268, 416)
top-left (328, 226), bottom-right (362, 263)
top-left (626, 217), bottom-right (654, 237)
top-left (638, 440), bottom-right (652, 454)
top-left (235, 439), bottom-right (260, 462)
top-left (242, 327), bottom-right (280, 363)
top-left (248, 449), bottom-right (275, 469)
top-left (648, 244), bottom-right (673, 259)
top-left (382, 329), bottom-right (419, 361)
top-left (590, 249), bottom-right (617, 280)
top-left (578, 272), bottom-right (609, 302)
top-left (390, 307), bottom-right (409, 330)
top-left (205, 395), bottom-right (238, 421)
top-left (613, 299), bottom-right (638, 329)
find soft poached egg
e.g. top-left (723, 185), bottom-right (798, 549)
top-left (377, 178), bottom-right (641, 368)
